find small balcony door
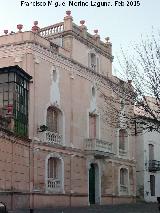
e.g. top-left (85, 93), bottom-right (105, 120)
top-left (150, 175), bottom-right (155, 196)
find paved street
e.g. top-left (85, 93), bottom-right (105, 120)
top-left (12, 203), bottom-right (159, 213)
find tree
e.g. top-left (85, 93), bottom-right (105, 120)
top-left (97, 75), bottom-right (136, 136)
top-left (117, 32), bottom-right (160, 133)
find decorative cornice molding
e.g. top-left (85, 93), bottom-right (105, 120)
top-left (0, 41), bottom-right (118, 93)
top-left (0, 129), bottom-right (31, 146)
top-left (45, 30), bottom-right (113, 62)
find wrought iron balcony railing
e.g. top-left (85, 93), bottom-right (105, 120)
top-left (148, 160), bottom-right (160, 172)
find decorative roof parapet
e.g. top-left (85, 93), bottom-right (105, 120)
top-left (4, 30), bottom-right (8, 35)
top-left (38, 11), bottom-right (112, 57)
top-left (17, 24), bottom-right (23, 32)
top-left (64, 10), bottom-right (73, 31)
top-left (93, 29), bottom-right (100, 43)
top-left (39, 22), bottom-right (64, 37)
top-left (32, 21), bottom-right (40, 33)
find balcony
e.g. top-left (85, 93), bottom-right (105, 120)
top-left (47, 178), bottom-right (62, 193)
top-left (84, 138), bottom-right (113, 158)
top-left (120, 185), bottom-right (128, 195)
top-left (39, 131), bottom-right (63, 145)
top-left (148, 160), bottom-right (160, 172)
top-left (47, 178), bottom-right (61, 189)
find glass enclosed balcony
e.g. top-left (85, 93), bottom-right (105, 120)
top-left (0, 65), bottom-right (32, 137)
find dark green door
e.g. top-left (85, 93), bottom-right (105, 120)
top-left (89, 163), bottom-right (95, 204)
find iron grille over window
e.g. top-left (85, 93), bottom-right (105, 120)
top-left (0, 65), bottom-right (32, 136)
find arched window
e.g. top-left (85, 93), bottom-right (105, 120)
top-left (46, 106), bottom-right (63, 145)
top-left (46, 154), bottom-right (64, 193)
top-left (91, 86), bottom-right (96, 98)
top-left (120, 168), bottom-right (128, 194)
top-left (88, 51), bottom-right (99, 72)
top-left (48, 157), bottom-right (59, 179)
top-left (89, 113), bottom-right (97, 138)
top-left (90, 53), bottom-right (96, 70)
top-left (119, 129), bottom-right (128, 156)
top-left (52, 68), bottom-right (57, 82)
top-left (149, 144), bottom-right (154, 161)
top-left (46, 106), bottom-right (59, 133)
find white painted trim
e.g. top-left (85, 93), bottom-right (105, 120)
top-left (117, 128), bottom-right (129, 159)
top-left (118, 166), bottom-right (130, 196)
top-left (86, 158), bottom-right (102, 205)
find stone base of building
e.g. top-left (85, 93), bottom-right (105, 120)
top-left (101, 195), bottom-right (136, 205)
top-left (0, 192), bottom-right (136, 211)
top-left (33, 193), bottom-right (88, 208)
top-left (0, 192), bottom-right (30, 210)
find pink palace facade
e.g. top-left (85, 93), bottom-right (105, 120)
top-left (0, 11), bottom-right (136, 211)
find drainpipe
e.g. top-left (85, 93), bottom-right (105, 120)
top-left (29, 140), bottom-right (35, 213)
top-left (69, 154), bottom-right (72, 207)
top-left (11, 140), bottom-right (13, 211)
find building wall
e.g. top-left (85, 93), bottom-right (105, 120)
top-left (71, 38), bottom-right (112, 77)
top-left (0, 130), bottom-right (136, 210)
top-left (143, 131), bottom-right (160, 202)
top-left (31, 145), bottom-right (136, 208)
top-left (0, 130), bottom-right (30, 210)
top-left (136, 125), bottom-right (160, 202)
top-left (0, 13), bottom-right (136, 210)
top-left (135, 133), bottom-right (145, 198)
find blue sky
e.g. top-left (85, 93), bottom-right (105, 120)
top-left (1, 0), bottom-right (160, 69)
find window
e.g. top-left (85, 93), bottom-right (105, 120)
top-left (150, 175), bottom-right (155, 196)
top-left (45, 106), bottom-right (63, 145)
top-left (119, 129), bottom-right (128, 155)
top-left (88, 51), bottom-right (99, 72)
top-left (46, 154), bottom-right (64, 193)
top-left (0, 66), bottom-right (31, 136)
top-left (89, 113), bottom-right (97, 138)
top-left (120, 168), bottom-right (128, 194)
top-left (90, 53), bottom-right (96, 70)
top-left (48, 157), bottom-right (58, 179)
top-left (47, 106), bottom-right (59, 133)
top-left (91, 86), bottom-right (96, 98)
top-left (149, 144), bottom-right (154, 161)
top-left (52, 67), bottom-right (57, 82)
